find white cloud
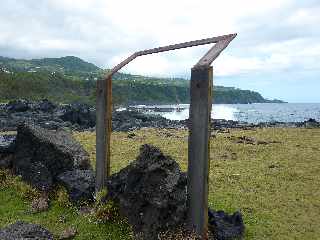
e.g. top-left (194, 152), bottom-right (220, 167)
top-left (214, 55), bottom-right (264, 76)
top-left (287, 7), bottom-right (320, 26)
top-left (0, 0), bottom-right (318, 79)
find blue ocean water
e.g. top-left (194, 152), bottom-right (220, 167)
top-left (149, 103), bottom-right (320, 123)
top-left (231, 103), bottom-right (320, 123)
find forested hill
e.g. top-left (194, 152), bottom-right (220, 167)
top-left (0, 56), bottom-right (102, 80)
top-left (0, 56), bottom-right (285, 105)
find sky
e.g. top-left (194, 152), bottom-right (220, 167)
top-left (0, 0), bottom-right (319, 102)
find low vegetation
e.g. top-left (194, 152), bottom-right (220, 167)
top-left (0, 169), bottom-right (133, 239)
top-left (1, 127), bottom-right (319, 239)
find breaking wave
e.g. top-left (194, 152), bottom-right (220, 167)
top-left (162, 104), bottom-right (238, 121)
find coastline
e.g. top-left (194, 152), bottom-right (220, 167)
top-left (0, 100), bottom-right (319, 132)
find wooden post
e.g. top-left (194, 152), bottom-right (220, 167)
top-left (187, 66), bottom-right (213, 239)
top-left (95, 77), bottom-right (112, 193)
top-left (105, 76), bottom-right (112, 178)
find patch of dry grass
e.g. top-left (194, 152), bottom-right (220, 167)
top-left (74, 127), bottom-right (320, 240)
top-left (1, 127), bottom-right (319, 239)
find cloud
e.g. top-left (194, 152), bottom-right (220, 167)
top-left (0, 0), bottom-right (319, 101)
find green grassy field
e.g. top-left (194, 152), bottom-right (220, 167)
top-left (1, 127), bottom-right (320, 239)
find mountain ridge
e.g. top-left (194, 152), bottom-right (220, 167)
top-left (0, 55), bottom-right (100, 71)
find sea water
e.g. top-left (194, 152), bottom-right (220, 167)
top-left (153, 103), bottom-right (320, 123)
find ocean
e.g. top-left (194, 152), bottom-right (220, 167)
top-left (138, 103), bottom-right (320, 123)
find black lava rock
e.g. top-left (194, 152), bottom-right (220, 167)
top-left (107, 144), bottom-right (187, 239)
top-left (112, 110), bottom-right (184, 132)
top-left (0, 99), bottom-right (319, 132)
top-left (0, 154), bottom-right (13, 169)
top-left (208, 208), bottom-right (245, 240)
top-left (6, 99), bottom-right (30, 112)
top-left (12, 123), bottom-right (91, 191)
top-left (0, 221), bottom-right (54, 240)
top-left (36, 99), bottom-right (57, 113)
top-left (22, 161), bottom-right (53, 191)
top-left (0, 134), bottom-right (16, 154)
top-left (0, 134), bottom-right (16, 169)
top-left (59, 103), bottom-right (96, 129)
top-left (0, 100), bottom-right (96, 131)
top-left (57, 169), bottom-right (95, 202)
top-left (303, 118), bottom-right (319, 128)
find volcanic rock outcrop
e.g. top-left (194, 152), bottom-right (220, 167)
top-left (12, 123), bottom-right (91, 191)
top-left (107, 144), bottom-right (187, 239)
top-left (107, 144), bottom-right (245, 239)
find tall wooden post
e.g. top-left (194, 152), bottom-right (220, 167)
top-left (95, 77), bottom-right (112, 193)
top-left (187, 66), bottom-right (213, 239)
top-left (94, 34), bottom-right (235, 224)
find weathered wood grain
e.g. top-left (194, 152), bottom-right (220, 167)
top-left (187, 67), bottom-right (213, 239)
top-left (195, 34), bottom-right (236, 67)
top-left (95, 77), bottom-right (112, 193)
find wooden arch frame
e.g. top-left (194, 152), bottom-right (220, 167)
top-left (96, 33), bottom-right (237, 239)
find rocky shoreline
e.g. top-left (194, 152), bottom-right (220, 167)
top-left (0, 99), bottom-right (319, 132)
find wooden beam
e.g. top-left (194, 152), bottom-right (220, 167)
top-left (138, 34), bottom-right (235, 56)
top-left (106, 53), bottom-right (138, 80)
top-left (95, 77), bottom-right (112, 193)
top-left (187, 66), bottom-right (213, 239)
top-left (195, 34), bottom-right (236, 67)
top-left (105, 34), bottom-right (236, 79)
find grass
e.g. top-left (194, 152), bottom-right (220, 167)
top-left (1, 127), bottom-right (320, 239)
top-left (0, 171), bottom-right (133, 239)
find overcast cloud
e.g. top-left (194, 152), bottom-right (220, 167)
top-left (0, 0), bottom-right (319, 102)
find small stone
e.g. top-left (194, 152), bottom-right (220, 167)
top-left (164, 132), bottom-right (173, 137)
top-left (127, 132), bottom-right (136, 138)
top-left (210, 131), bottom-right (217, 138)
top-left (256, 140), bottom-right (269, 145)
top-left (30, 196), bottom-right (49, 213)
top-left (208, 208), bottom-right (245, 240)
top-left (59, 227), bottom-right (77, 240)
top-left (78, 205), bottom-right (93, 215)
top-left (58, 215), bottom-right (67, 223)
top-left (268, 163), bottom-right (280, 169)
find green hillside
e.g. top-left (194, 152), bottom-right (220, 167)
top-left (0, 56), bottom-right (102, 81)
top-left (0, 56), bottom-right (284, 105)
top-left (0, 71), bottom-right (94, 104)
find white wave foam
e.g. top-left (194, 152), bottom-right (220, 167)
top-left (162, 108), bottom-right (189, 121)
top-left (116, 107), bottom-right (127, 112)
top-left (161, 105), bottom-right (238, 121)
top-left (212, 105), bottom-right (238, 120)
